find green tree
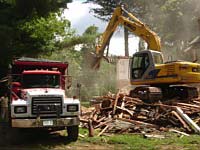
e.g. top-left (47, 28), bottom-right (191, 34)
top-left (15, 13), bottom-right (74, 56)
top-left (86, 0), bottom-right (200, 60)
top-left (0, 0), bottom-right (72, 95)
top-left (62, 25), bottom-right (99, 48)
top-left (0, 0), bottom-right (72, 70)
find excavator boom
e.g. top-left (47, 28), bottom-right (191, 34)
top-left (92, 5), bottom-right (161, 69)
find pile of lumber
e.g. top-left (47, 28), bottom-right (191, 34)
top-left (80, 91), bottom-right (200, 137)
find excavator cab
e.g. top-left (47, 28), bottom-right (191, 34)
top-left (130, 50), bottom-right (164, 81)
top-left (129, 50), bottom-right (165, 102)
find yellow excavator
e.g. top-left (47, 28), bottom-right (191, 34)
top-left (91, 5), bottom-right (200, 102)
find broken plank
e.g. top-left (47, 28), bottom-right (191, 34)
top-left (176, 107), bottom-right (200, 134)
top-left (169, 129), bottom-right (190, 136)
top-left (80, 118), bottom-right (89, 123)
top-left (94, 118), bottom-right (113, 129)
top-left (176, 103), bottom-right (200, 109)
top-left (119, 96), bottom-right (125, 118)
top-left (171, 111), bottom-right (191, 132)
top-left (95, 116), bottom-right (106, 123)
top-left (143, 134), bottom-right (165, 139)
top-left (116, 106), bottom-right (133, 116)
top-left (98, 125), bottom-right (109, 136)
top-left (117, 118), bottom-right (159, 129)
top-left (112, 90), bottom-right (121, 115)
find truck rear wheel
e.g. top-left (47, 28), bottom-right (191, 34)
top-left (67, 125), bottom-right (79, 141)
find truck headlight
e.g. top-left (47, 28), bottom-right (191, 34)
top-left (67, 105), bottom-right (78, 112)
top-left (14, 106), bottom-right (27, 114)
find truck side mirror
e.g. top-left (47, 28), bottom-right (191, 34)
top-left (65, 76), bottom-right (72, 89)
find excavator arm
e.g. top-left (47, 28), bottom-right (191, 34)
top-left (92, 5), bottom-right (161, 69)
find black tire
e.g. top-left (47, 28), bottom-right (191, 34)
top-left (67, 125), bottom-right (79, 141)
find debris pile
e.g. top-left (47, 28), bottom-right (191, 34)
top-left (80, 91), bottom-right (200, 137)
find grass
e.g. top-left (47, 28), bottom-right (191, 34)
top-left (1, 127), bottom-right (200, 150)
top-left (81, 101), bottom-right (90, 107)
top-left (79, 128), bottom-right (200, 150)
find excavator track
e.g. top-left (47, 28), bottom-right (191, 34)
top-left (129, 86), bottom-right (162, 103)
top-left (129, 85), bottom-right (199, 103)
top-left (162, 85), bottom-right (199, 100)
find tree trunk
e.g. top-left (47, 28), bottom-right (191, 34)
top-left (124, 27), bottom-right (129, 56)
top-left (0, 65), bottom-right (8, 96)
top-left (139, 39), bottom-right (145, 51)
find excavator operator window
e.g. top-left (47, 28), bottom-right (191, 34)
top-left (131, 53), bottom-right (149, 79)
top-left (152, 52), bottom-right (163, 64)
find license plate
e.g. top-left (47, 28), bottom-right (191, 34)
top-left (43, 120), bottom-right (53, 126)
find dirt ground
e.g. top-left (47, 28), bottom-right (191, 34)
top-left (0, 128), bottom-right (115, 150)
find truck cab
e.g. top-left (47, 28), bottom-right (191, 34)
top-left (9, 57), bottom-right (80, 141)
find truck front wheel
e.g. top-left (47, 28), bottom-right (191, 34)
top-left (67, 125), bottom-right (79, 141)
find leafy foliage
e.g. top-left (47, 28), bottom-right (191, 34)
top-left (86, 0), bottom-right (147, 21)
top-left (62, 25), bottom-right (99, 48)
top-left (86, 0), bottom-right (200, 60)
top-left (17, 13), bottom-right (74, 56)
top-left (4, 0), bottom-right (72, 18)
top-left (85, 0), bottom-right (118, 21)
top-left (0, 0), bottom-right (72, 68)
top-left (0, 0), bottom-right (72, 95)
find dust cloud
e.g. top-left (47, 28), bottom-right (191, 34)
top-left (126, 0), bottom-right (200, 62)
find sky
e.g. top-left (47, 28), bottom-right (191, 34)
top-left (63, 0), bottom-right (138, 56)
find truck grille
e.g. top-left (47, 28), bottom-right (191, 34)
top-left (32, 96), bottom-right (62, 115)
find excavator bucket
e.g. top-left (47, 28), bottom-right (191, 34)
top-left (88, 52), bottom-right (113, 69)
top-left (86, 52), bottom-right (101, 70)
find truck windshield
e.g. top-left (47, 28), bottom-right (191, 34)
top-left (22, 74), bottom-right (60, 88)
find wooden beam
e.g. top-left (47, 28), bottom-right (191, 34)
top-left (176, 107), bottom-right (200, 134)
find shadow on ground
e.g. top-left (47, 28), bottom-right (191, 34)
top-left (0, 128), bottom-right (73, 150)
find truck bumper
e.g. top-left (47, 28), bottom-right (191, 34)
top-left (11, 117), bottom-right (79, 128)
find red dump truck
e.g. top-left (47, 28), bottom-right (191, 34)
top-left (3, 57), bottom-right (80, 141)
